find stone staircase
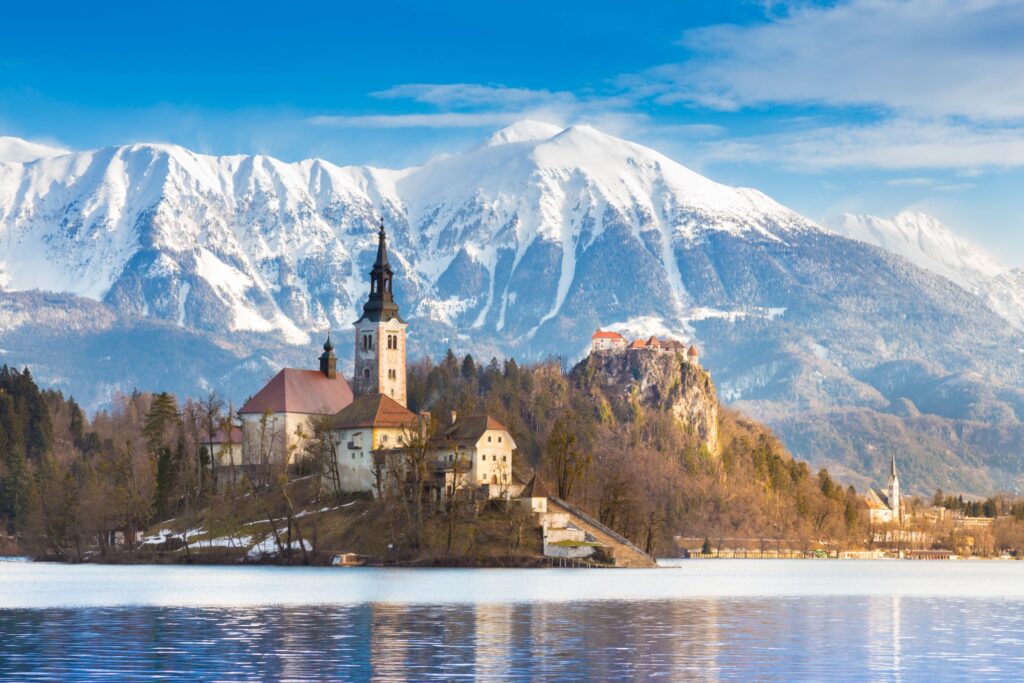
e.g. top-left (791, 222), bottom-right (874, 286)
top-left (545, 497), bottom-right (657, 568)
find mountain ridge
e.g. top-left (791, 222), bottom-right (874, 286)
top-left (1, 124), bottom-right (1023, 495)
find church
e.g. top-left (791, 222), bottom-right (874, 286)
top-left (233, 220), bottom-right (517, 499)
top-left (865, 453), bottom-right (903, 525)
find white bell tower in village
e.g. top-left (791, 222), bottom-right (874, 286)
top-left (353, 219), bottom-right (408, 406)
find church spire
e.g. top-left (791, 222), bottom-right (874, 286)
top-left (890, 451), bottom-right (897, 479)
top-left (357, 218), bottom-right (403, 324)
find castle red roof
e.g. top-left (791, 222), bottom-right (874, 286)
top-left (239, 368), bottom-right (353, 415)
top-left (627, 339), bottom-right (647, 349)
top-left (688, 345), bottom-right (699, 356)
top-left (646, 335), bottom-right (660, 347)
top-left (592, 330), bottom-right (625, 340)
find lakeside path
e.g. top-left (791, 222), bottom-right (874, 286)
top-left (4, 559), bottom-right (1024, 609)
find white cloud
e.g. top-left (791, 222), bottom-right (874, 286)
top-left (887, 177), bottom-right (935, 187)
top-left (699, 118), bottom-right (1024, 170)
top-left (645, 0), bottom-right (1024, 121)
top-left (371, 83), bottom-right (577, 109)
top-left (308, 111), bottom-right (535, 129)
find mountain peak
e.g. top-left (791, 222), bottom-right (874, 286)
top-left (837, 211), bottom-right (1006, 287)
top-left (484, 120), bottom-right (564, 147)
top-left (0, 136), bottom-right (70, 163)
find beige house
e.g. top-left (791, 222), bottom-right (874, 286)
top-left (431, 412), bottom-right (517, 497)
top-left (329, 393), bottom-right (418, 493)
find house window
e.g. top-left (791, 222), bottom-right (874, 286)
top-left (382, 434), bottom-right (388, 444)
top-left (498, 436), bottom-right (502, 443)
top-left (487, 436), bottom-right (492, 442)
top-left (502, 455), bottom-right (507, 462)
top-left (492, 455), bottom-right (497, 461)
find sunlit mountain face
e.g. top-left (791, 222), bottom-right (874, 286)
top-left (2, 122), bottom-right (1023, 494)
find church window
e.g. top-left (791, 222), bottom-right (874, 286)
top-left (363, 368), bottom-right (370, 379)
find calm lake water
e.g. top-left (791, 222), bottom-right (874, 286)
top-left (2, 560), bottom-right (1024, 681)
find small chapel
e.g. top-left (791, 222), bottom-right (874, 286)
top-left (865, 453), bottom-right (903, 525)
top-left (229, 220), bottom-right (517, 499)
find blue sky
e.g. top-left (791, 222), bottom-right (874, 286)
top-left (3, 0), bottom-right (1023, 262)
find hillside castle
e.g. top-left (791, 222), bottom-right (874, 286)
top-left (591, 330), bottom-right (700, 367)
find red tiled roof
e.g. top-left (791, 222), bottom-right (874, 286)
top-left (330, 393), bottom-right (418, 429)
top-left (627, 339), bottom-right (647, 349)
top-left (688, 344), bottom-right (699, 356)
top-left (239, 368), bottom-right (353, 415)
top-left (592, 330), bottom-right (625, 340)
top-left (646, 335), bottom-right (660, 347)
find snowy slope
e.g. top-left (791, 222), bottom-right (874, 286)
top-left (836, 212), bottom-right (1024, 328)
top-left (0, 136), bottom-right (69, 163)
top-left (837, 212), bottom-right (1004, 290)
top-left (0, 123), bottom-right (818, 346)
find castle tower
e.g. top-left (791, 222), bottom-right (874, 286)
top-left (353, 219), bottom-right (408, 406)
top-left (887, 452), bottom-right (901, 521)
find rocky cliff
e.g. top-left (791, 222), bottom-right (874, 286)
top-left (572, 349), bottom-right (719, 456)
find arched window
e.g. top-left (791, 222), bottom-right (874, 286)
top-left (363, 368), bottom-right (370, 379)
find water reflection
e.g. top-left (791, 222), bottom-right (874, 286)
top-left (4, 597), bottom-right (1024, 681)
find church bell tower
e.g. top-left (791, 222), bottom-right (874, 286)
top-left (887, 452), bottom-right (902, 522)
top-left (353, 219), bottom-right (408, 406)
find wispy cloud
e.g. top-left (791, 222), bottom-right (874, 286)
top-left (642, 0), bottom-right (1024, 121)
top-left (697, 118), bottom-right (1024, 171)
top-left (371, 83), bottom-right (577, 109)
top-left (887, 177), bottom-right (936, 187)
top-left (308, 111), bottom-right (536, 129)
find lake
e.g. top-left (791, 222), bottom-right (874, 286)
top-left (2, 560), bottom-right (1024, 681)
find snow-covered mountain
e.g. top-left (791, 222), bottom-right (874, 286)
top-left (0, 121), bottom-right (814, 349)
top-left (836, 212), bottom-right (1024, 329)
top-left (0, 136), bottom-right (69, 163)
top-left (2, 122), bottom-right (1024, 494)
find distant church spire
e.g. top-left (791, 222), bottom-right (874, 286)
top-left (887, 452), bottom-right (901, 521)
